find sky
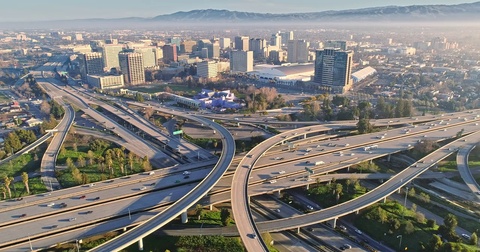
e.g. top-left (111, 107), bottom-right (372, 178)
top-left (0, 0), bottom-right (473, 22)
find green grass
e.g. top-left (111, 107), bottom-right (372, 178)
top-left (123, 235), bottom-right (179, 252)
top-left (355, 201), bottom-right (441, 252)
top-left (2, 177), bottom-right (48, 199)
top-left (0, 147), bottom-right (45, 177)
top-left (469, 161), bottom-right (480, 168)
top-left (437, 160), bottom-right (458, 172)
top-left (130, 84), bottom-right (202, 95)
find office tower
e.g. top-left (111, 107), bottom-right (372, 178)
top-left (201, 48), bottom-right (209, 59)
top-left (180, 40), bottom-right (197, 53)
top-left (197, 39), bottom-right (212, 52)
top-left (80, 52), bottom-right (104, 79)
top-left (219, 38), bottom-right (231, 49)
top-left (269, 50), bottom-right (285, 63)
top-left (234, 36), bottom-right (249, 51)
top-left (168, 37), bottom-right (182, 51)
top-left (249, 38), bottom-right (266, 59)
top-left (105, 38), bottom-right (118, 45)
top-left (314, 48), bottom-right (353, 92)
top-left (280, 31), bottom-right (294, 45)
top-left (118, 52), bottom-right (145, 85)
top-left (99, 45), bottom-right (123, 71)
top-left (162, 44), bottom-right (178, 63)
top-left (197, 61), bottom-right (218, 78)
top-left (324, 40), bottom-right (347, 50)
top-left (134, 47), bottom-right (159, 68)
top-left (287, 40), bottom-right (309, 63)
top-left (270, 33), bottom-right (281, 47)
top-left (230, 50), bottom-right (253, 72)
top-left (206, 43), bottom-right (220, 58)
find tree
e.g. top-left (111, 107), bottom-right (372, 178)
top-left (21, 172), bottom-right (30, 195)
top-left (213, 140), bottom-right (218, 154)
top-left (128, 152), bottom-right (135, 173)
top-left (335, 183), bottom-right (343, 202)
top-left (77, 155), bottom-right (86, 168)
top-left (470, 232), bottom-right (478, 245)
top-left (261, 232), bottom-right (274, 246)
top-left (408, 187), bottom-right (416, 197)
top-left (3, 176), bottom-right (13, 198)
top-left (135, 93), bottom-right (144, 102)
top-left (81, 173), bottom-right (90, 185)
top-left (40, 100), bottom-right (51, 115)
top-left (427, 219), bottom-right (436, 228)
top-left (142, 156), bottom-right (151, 172)
top-left (220, 208), bottom-right (231, 226)
top-left (357, 118), bottom-right (373, 134)
top-left (428, 234), bottom-right (443, 252)
top-left (0, 186), bottom-right (6, 199)
top-left (195, 204), bottom-right (204, 220)
top-left (404, 220), bottom-right (415, 234)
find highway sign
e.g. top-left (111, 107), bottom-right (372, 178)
top-left (305, 167), bottom-right (314, 174)
top-left (173, 130), bottom-right (183, 135)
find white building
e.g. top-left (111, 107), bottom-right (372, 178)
top-left (230, 50), bottom-right (253, 72)
top-left (287, 40), bottom-right (309, 63)
top-left (248, 63), bottom-right (314, 86)
top-left (87, 74), bottom-right (125, 89)
top-left (351, 67), bottom-right (377, 83)
top-left (219, 38), bottom-right (231, 49)
top-left (197, 61), bottom-right (218, 78)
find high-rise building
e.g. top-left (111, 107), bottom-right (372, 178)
top-left (134, 47), bottom-right (160, 68)
top-left (99, 45), bottom-right (123, 71)
top-left (197, 61), bottom-right (218, 78)
top-left (280, 31), bottom-right (294, 45)
top-left (270, 33), bottom-right (281, 47)
top-left (314, 48), bottom-right (353, 93)
top-left (162, 44), bottom-right (178, 63)
top-left (180, 40), bottom-right (197, 53)
top-left (234, 36), bottom-right (249, 51)
top-left (168, 37), bottom-right (182, 51)
top-left (249, 38), bottom-right (266, 59)
top-left (287, 40), bottom-right (309, 63)
top-left (324, 40), bottom-right (347, 50)
top-left (118, 52), bottom-right (145, 85)
top-left (206, 43), bottom-right (220, 59)
top-left (79, 52), bottom-right (104, 79)
top-left (197, 39), bottom-right (212, 52)
top-left (219, 38), bottom-right (231, 49)
top-left (230, 50), bottom-right (253, 72)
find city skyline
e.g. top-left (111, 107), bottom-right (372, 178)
top-left (0, 0), bottom-right (474, 22)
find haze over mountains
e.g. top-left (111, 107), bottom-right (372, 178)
top-left (2, 1), bottom-right (480, 29)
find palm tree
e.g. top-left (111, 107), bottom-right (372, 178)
top-left (213, 140), bottom-right (218, 154)
top-left (3, 176), bottom-right (13, 198)
top-left (1, 186), bottom-right (6, 199)
top-left (345, 179), bottom-right (351, 193)
top-left (21, 172), bottom-right (30, 195)
top-left (195, 204), bottom-right (204, 220)
top-left (335, 183), bottom-right (343, 203)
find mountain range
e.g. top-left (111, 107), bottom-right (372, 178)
top-left (149, 2), bottom-right (480, 22)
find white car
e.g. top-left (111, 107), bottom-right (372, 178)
top-left (355, 229), bottom-right (363, 235)
top-left (69, 217), bottom-right (77, 222)
top-left (139, 186), bottom-right (147, 191)
top-left (269, 180), bottom-right (277, 184)
top-left (89, 183), bottom-right (96, 187)
top-left (46, 202), bottom-right (55, 207)
top-left (182, 171), bottom-right (191, 175)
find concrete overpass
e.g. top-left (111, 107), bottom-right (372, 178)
top-left (456, 142), bottom-right (480, 200)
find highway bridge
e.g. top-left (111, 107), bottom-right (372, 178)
top-left (456, 142), bottom-right (480, 200)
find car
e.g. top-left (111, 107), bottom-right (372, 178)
top-left (308, 227), bottom-right (315, 231)
top-left (49, 225), bottom-right (58, 229)
top-left (94, 197), bottom-right (100, 200)
top-left (305, 161), bottom-right (311, 164)
top-left (184, 176), bottom-right (190, 179)
top-left (307, 205), bottom-right (314, 210)
top-left (339, 225), bottom-right (347, 231)
top-left (182, 171), bottom-right (191, 175)
top-left (275, 209), bottom-right (281, 213)
top-left (250, 234), bottom-right (257, 239)
top-left (149, 182), bottom-right (156, 186)
top-left (69, 217), bottom-right (76, 222)
top-left (79, 195), bottom-right (86, 199)
top-left (139, 186), bottom-right (147, 191)
top-left (462, 234), bottom-right (471, 240)
top-left (16, 197), bottom-right (23, 201)
top-left (47, 202), bottom-right (55, 207)
top-left (19, 214), bottom-right (27, 218)
top-left (89, 183), bottom-right (96, 187)
top-left (85, 211), bottom-right (93, 214)
top-left (59, 203), bottom-right (67, 208)
top-left (269, 180), bottom-right (277, 184)
top-left (355, 229), bottom-right (363, 235)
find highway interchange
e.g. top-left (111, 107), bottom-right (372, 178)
top-left (1, 58), bottom-right (479, 251)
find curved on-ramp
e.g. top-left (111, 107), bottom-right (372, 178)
top-left (456, 141), bottom-right (480, 198)
top-left (88, 115), bottom-right (235, 252)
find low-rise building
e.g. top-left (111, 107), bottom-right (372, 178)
top-left (87, 75), bottom-right (125, 90)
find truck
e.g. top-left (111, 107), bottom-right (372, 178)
top-left (314, 161), bottom-right (325, 166)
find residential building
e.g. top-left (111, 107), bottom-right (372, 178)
top-left (119, 52), bottom-right (145, 85)
top-left (314, 48), bottom-right (353, 93)
top-left (230, 50), bottom-right (253, 72)
top-left (197, 61), bottom-right (218, 78)
top-left (234, 36), bottom-right (249, 51)
top-left (287, 40), bottom-right (309, 63)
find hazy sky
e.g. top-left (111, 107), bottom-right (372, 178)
top-left (0, 0), bottom-right (472, 22)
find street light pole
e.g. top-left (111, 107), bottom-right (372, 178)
top-left (404, 187), bottom-right (409, 208)
top-left (28, 234), bottom-right (33, 251)
top-left (128, 208), bottom-right (131, 220)
top-left (397, 235), bottom-right (403, 249)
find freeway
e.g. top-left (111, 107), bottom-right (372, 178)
top-left (456, 142), bottom-right (480, 200)
top-left (233, 111), bottom-right (480, 249)
top-left (36, 76), bottom-right (174, 167)
top-left (0, 131), bottom-right (54, 166)
top-left (255, 131), bottom-right (480, 233)
top-left (88, 115), bottom-right (235, 251)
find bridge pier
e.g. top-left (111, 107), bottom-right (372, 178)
top-left (306, 183), bottom-right (310, 190)
top-left (264, 124), bottom-right (268, 129)
top-left (383, 197), bottom-right (387, 203)
top-left (181, 211), bottom-right (188, 224)
top-left (347, 166), bottom-right (350, 172)
top-left (387, 154), bottom-right (391, 162)
top-left (356, 210), bottom-right (359, 215)
top-left (138, 238), bottom-right (144, 251)
top-left (123, 227), bottom-right (127, 232)
top-left (274, 190), bottom-right (282, 198)
top-left (398, 188), bottom-right (402, 194)
top-left (333, 218), bottom-right (337, 228)
top-left (297, 227), bottom-right (301, 233)
top-left (209, 204), bottom-right (213, 211)
top-left (303, 134), bottom-right (307, 139)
